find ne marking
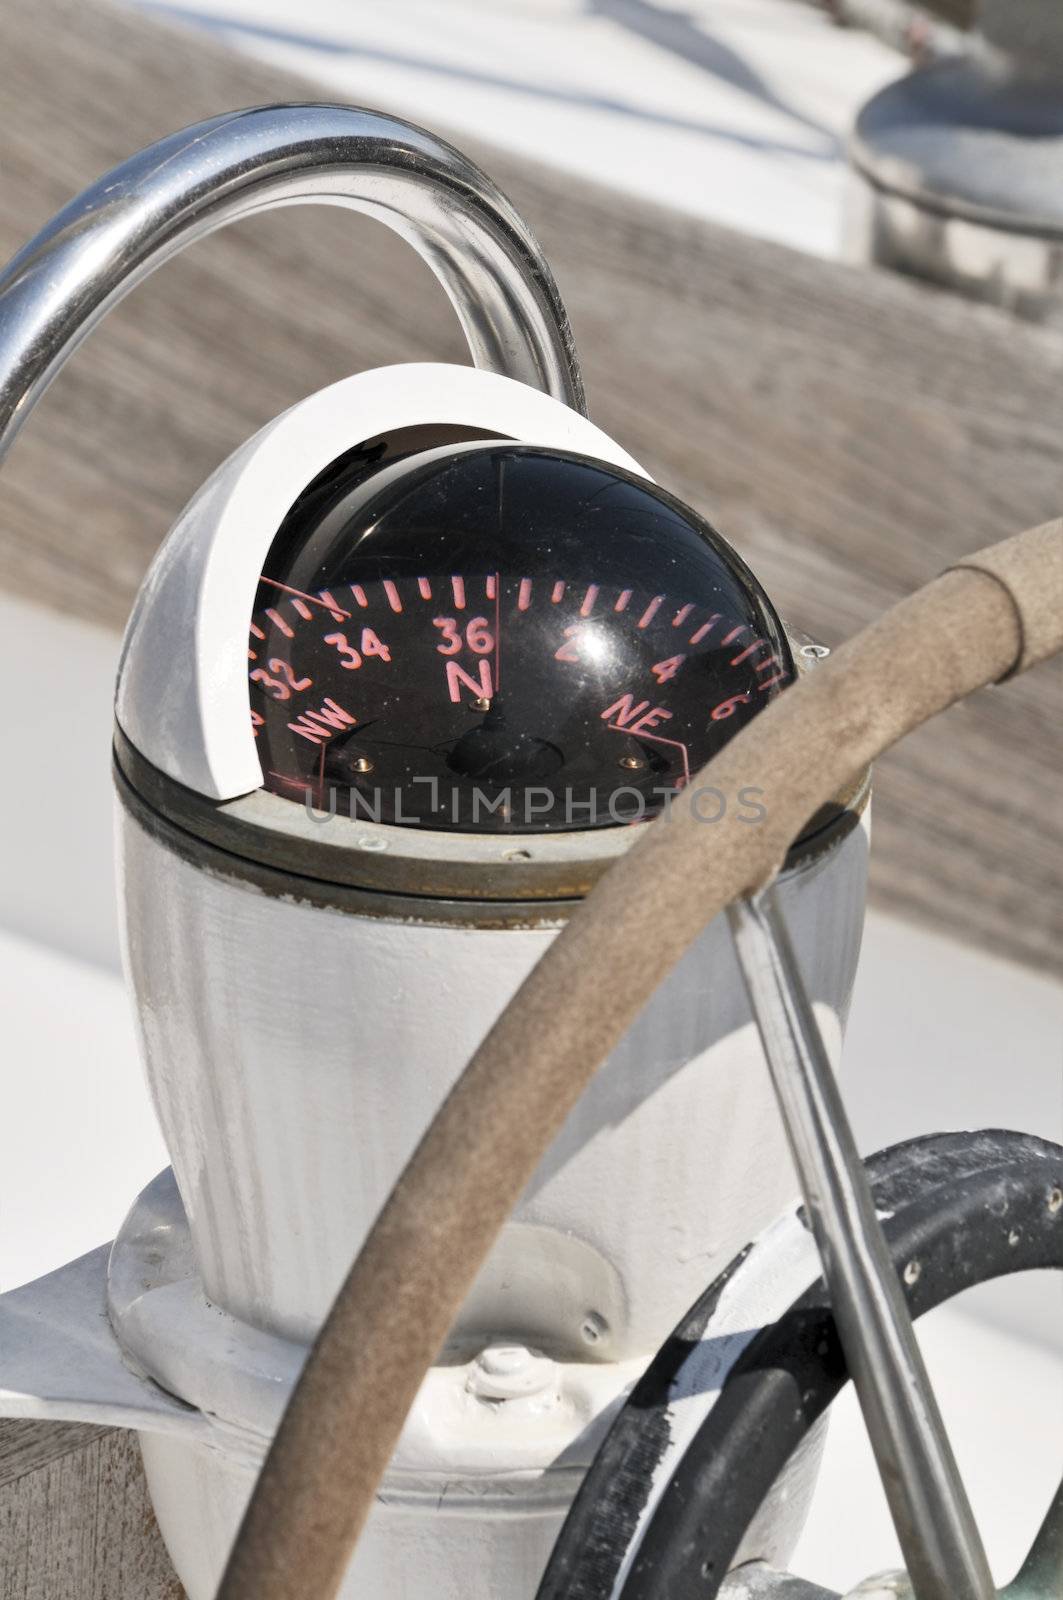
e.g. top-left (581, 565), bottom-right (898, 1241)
top-left (615, 589), bottom-right (632, 613)
top-left (485, 574), bottom-right (497, 601)
top-left (638, 595), bottom-right (664, 629)
top-left (418, 577), bottom-right (433, 601)
top-left (602, 693), bottom-right (673, 736)
top-left (350, 585), bottom-right (369, 608)
top-left (552, 581), bottom-right (566, 603)
top-left (383, 579), bottom-right (403, 614)
top-left (722, 625), bottom-right (745, 646)
top-left (672, 603), bottom-right (694, 628)
top-left (452, 575), bottom-right (467, 610)
top-left (518, 578), bottom-right (533, 611)
top-left (249, 622), bottom-right (266, 641)
top-left (580, 584), bottom-right (599, 618)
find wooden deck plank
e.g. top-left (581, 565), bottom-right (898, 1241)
top-left (0, 1423), bottom-right (184, 1598)
top-left (0, 0), bottom-right (1060, 976)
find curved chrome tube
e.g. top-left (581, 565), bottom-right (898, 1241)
top-left (0, 102), bottom-right (586, 461)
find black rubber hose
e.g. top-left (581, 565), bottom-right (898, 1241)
top-left (537, 1129), bottom-right (1063, 1600)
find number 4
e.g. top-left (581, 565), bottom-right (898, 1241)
top-left (651, 654), bottom-right (685, 684)
top-left (361, 628), bottom-right (391, 662)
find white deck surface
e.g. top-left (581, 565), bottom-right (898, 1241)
top-left (4, 2), bottom-right (1060, 1584)
top-left (135, 0), bottom-right (903, 258)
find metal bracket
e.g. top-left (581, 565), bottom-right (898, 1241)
top-left (729, 888), bottom-right (997, 1600)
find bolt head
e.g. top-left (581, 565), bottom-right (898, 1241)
top-left (479, 1345), bottom-right (529, 1377)
top-left (468, 1343), bottom-right (558, 1402)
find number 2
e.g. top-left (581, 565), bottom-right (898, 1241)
top-left (555, 626), bottom-right (581, 663)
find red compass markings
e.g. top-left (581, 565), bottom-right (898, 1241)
top-left (291, 598), bottom-right (313, 621)
top-left (551, 581), bottom-right (566, 604)
top-left (446, 658), bottom-right (493, 704)
top-left (418, 577), bottom-right (433, 601)
top-left (485, 574), bottom-right (497, 602)
top-left (619, 727), bottom-right (691, 789)
top-left (318, 590), bottom-right (346, 619)
top-left (730, 638), bottom-right (771, 667)
top-left (689, 614), bottom-right (721, 645)
top-left (382, 579), bottom-right (403, 614)
top-left (493, 571), bottom-right (502, 693)
top-left (615, 589), bottom-right (632, 613)
top-left (451, 575), bottom-right (467, 610)
top-left (248, 648), bottom-right (257, 661)
top-left (602, 694), bottom-right (673, 736)
top-left (517, 577), bottom-right (533, 611)
top-left (259, 577), bottom-right (351, 619)
top-left (265, 608), bottom-right (294, 639)
top-left (672, 603), bottom-right (694, 628)
top-left (268, 763), bottom-right (324, 808)
top-left (721, 625), bottom-right (745, 647)
top-left (287, 698), bottom-right (358, 744)
top-left (711, 692), bottom-right (752, 721)
top-left (758, 670), bottom-right (788, 691)
top-left (350, 585), bottom-right (369, 608)
top-left (249, 622), bottom-right (266, 641)
top-left (580, 584), bottom-right (600, 618)
top-left (638, 595), bottom-right (664, 629)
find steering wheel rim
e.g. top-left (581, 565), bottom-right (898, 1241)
top-left (537, 1128), bottom-right (1063, 1599)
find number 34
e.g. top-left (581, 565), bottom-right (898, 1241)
top-left (323, 629), bottom-right (392, 669)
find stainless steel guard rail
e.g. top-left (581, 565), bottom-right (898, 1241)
top-left (0, 101), bottom-right (586, 455)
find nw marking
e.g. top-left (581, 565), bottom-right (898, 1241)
top-left (288, 698), bottom-right (357, 744)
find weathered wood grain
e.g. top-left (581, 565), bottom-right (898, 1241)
top-left (0, 1422), bottom-right (183, 1598)
top-left (0, 1421), bottom-right (106, 1490)
top-left (916, 0), bottom-right (975, 25)
top-left (1, 0), bottom-right (1060, 977)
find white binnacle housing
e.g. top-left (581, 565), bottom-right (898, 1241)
top-left (117, 804), bottom-right (868, 1357)
top-left (116, 802), bottom-right (868, 1600)
top-left (112, 361), bottom-right (870, 1598)
top-left (115, 362), bottom-right (646, 802)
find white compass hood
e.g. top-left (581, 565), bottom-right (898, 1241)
top-left (115, 363), bottom-right (647, 801)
